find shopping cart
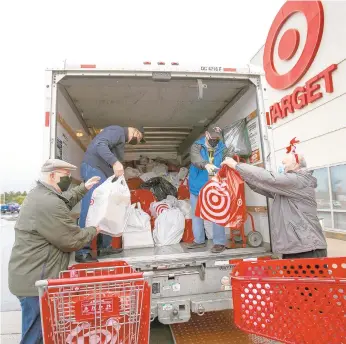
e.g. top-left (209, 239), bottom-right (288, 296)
top-left (36, 261), bottom-right (152, 344)
top-left (231, 257), bottom-right (346, 344)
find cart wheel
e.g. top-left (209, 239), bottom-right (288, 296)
top-left (247, 231), bottom-right (263, 248)
top-left (234, 235), bottom-right (243, 243)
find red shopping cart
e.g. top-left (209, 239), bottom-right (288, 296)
top-left (231, 257), bottom-right (346, 344)
top-left (36, 261), bottom-right (152, 344)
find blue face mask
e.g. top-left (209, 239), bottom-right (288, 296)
top-left (278, 165), bottom-right (285, 174)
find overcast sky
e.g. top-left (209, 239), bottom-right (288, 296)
top-left (0, 0), bottom-right (285, 192)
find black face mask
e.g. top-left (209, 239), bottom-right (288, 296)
top-left (208, 138), bottom-right (219, 148)
top-left (58, 176), bottom-right (72, 192)
top-left (129, 137), bottom-right (138, 145)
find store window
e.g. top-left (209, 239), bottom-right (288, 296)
top-left (330, 164), bottom-right (346, 211)
top-left (313, 168), bottom-right (330, 209)
top-left (312, 163), bottom-right (346, 231)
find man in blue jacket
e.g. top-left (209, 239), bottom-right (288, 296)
top-left (187, 128), bottom-right (230, 253)
top-left (77, 126), bottom-right (144, 263)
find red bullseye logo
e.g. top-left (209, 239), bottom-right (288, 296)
top-left (199, 181), bottom-right (231, 225)
top-left (155, 203), bottom-right (169, 215)
top-left (90, 199), bottom-right (94, 205)
top-left (263, 1), bottom-right (324, 90)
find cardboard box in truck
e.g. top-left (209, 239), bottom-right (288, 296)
top-left (43, 62), bottom-right (273, 324)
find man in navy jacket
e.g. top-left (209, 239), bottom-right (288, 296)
top-left (77, 126), bottom-right (144, 263)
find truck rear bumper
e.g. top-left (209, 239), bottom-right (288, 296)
top-left (152, 291), bottom-right (233, 325)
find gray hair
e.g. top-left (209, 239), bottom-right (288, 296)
top-left (40, 171), bottom-right (53, 183)
top-left (298, 155), bottom-right (307, 169)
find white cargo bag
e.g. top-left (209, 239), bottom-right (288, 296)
top-left (123, 203), bottom-right (154, 249)
top-left (126, 203), bottom-right (151, 232)
top-left (140, 172), bottom-right (157, 182)
top-left (86, 175), bottom-right (131, 237)
top-left (153, 208), bottom-right (185, 246)
top-left (149, 196), bottom-right (178, 217)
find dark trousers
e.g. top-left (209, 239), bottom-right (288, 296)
top-left (282, 248), bottom-right (327, 259)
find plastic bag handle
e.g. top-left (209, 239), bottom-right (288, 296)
top-left (112, 176), bottom-right (118, 183)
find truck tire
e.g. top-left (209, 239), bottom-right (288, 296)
top-left (247, 231), bottom-right (263, 248)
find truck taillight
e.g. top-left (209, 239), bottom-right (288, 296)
top-left (171, 62), bottom-right (179, 66)
top-left (45, 112), bottom-right (50, 127)
top-left (224, 67), bottom-right (236, 72)
top-left (143, 61), bottom-right (151, 65)
top-left (157, 62), bottom-right (165, 65)
top-left (80, 64), bottom-right (96, 68)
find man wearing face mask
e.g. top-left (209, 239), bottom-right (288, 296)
top-left (187, 127), bottom-right (232, 253)
top-left (221, 149), bottom-right (328, 259)
top-left (8, 159), bottom-right (101, 344)
top-left (77, 126), bottom-right (145, 263)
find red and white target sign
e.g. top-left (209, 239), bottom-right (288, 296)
top-left (264, 0), bottom-right (339, 125)
top-left (264, 0), bottom-right (324, 90)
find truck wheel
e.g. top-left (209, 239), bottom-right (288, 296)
top-left (247, 231), bottom-right (263, 248)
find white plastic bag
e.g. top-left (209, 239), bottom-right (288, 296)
top-left (163, 172), bottom-right (179, 188)
top-left (177, 200), bottom-right (192, 219)
top-left (125, 167), bottom-right (140, 180)
top-left (153, 208), bottom-right (185, 246)
top-left (150, 198), bottom-right (175, 217)
top-left (123, 203), bottom-right (154, 249)
top-left (126, 203), bottom-right (151, 232)
top-left (152, 163), bottom-right (168, 176)
top-left (140, 172), bottom-right (157, 182)
top-left (86, 175), bottom-right (131, 237)
top-left (178, 167), bottom-right (189, 181)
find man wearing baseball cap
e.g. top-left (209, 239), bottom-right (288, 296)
top-left (187, 127), bottom-right (231, 253)
top-left (8, 159), bottom-right (101, 344)
top-left (78, 126), bottom-right (145, 263)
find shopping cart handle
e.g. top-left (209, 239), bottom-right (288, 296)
top-left (36, 272), bottom-right (145, 287)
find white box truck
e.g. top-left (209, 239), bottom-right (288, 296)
top-left (44, 61), bottom-right (273, 324)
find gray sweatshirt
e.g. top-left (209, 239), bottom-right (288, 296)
top-left (236, 163), bottom-right (327, 255)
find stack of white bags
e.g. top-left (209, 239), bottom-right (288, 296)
top-left (86, 175), bottom-right (193, 249)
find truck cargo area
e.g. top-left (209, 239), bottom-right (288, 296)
top-left (50, 71), bottom-right (271, 255)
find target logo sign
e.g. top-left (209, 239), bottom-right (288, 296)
top-left (155, 203), bottom-right (170, 215)
top-left (264, 1), bottom-right (324, 90)
top-left (264, 1), bottom-right (338, 124)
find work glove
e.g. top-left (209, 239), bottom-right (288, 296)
top-left (113, 161), bottom-right (124, 177)
top-left (205, 164), bottom-right (219, 174)
top-left (85, 176), bottom-right (101, 190)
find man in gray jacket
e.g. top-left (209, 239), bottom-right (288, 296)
top-left (78, 126), bottom-right (144, 262)
top-left (221, 153), bottom-right (327, 258)
top-left (8, 159), bottom-right (100, 344)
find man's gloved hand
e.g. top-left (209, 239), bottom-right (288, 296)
top-left (113, 161), bottom-right (124, 177)
top-left (205, 164), bottom-right (219, 174)
top-left (85, 176), bottom-right (101, 190)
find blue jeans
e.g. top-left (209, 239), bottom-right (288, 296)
top-left (190, 193), bottom-right (226, 245)
top-left (78, 162), bottom-right (111, 255)
top-left (18, 296), bottom-right (42, 344)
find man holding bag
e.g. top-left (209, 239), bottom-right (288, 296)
top-left (78, 125), bottom-right (145, 263)
top-left (221, 150), bottom-right (327, 259)
top-left (187, 128), bottom-right (231, 253)
top-left (8, 159), bottom-right (101, 344)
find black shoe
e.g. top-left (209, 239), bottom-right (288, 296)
top-left (98, 247), bottom-right (123, 257)
top-left (75, 253), bottom-right (98, 263)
